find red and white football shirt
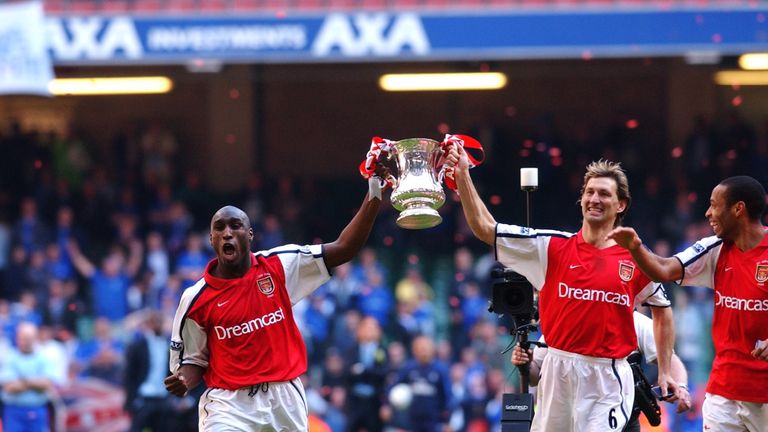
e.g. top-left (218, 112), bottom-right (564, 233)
top-left (169, 244), bottom-right (330, 390)
top-left (496, 224), bottom-right (670, 359)
top-left (675, 233), bottom-right (768, 403)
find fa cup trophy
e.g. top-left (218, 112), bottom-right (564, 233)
top-left (382, 138), bottom-right (446, 230)
top-left (361, 134), bottom-right (484, 230)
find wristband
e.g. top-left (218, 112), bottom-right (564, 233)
top-left (678, 384), bottom-right (688, 391)
top-left (368, 177), bottom-right (382, 201)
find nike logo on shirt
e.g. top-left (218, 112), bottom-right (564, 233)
top-left (724, 267), bottom-right (733, 272)
top-left (569, 264), bottom-right (582, 269)
top-left (217, 300), bottom-right (230, 307)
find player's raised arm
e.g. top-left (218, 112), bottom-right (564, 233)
top-left (607, 227), bottom-right (684, 282)
top-left (323, 191), bottom-right (381, 268)
top-left (446, 144), bottom-right (497, 245)
top-left (323, 145), bottom-right (385, 268)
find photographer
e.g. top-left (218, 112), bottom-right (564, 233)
top-left (511, 311), bottom-right (692, 431)
top-left (445, 150), bottom-right (681, 431)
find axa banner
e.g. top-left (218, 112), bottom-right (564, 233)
top-left (46, 8), bottom-right (768, 64)
top-left (1, 1), bottom-right (54, 95)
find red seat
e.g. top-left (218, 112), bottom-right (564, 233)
top-left (231, 0), bottom-right (258, 9)
top-left (326, 0), bottom-right (353, 8)
top-left (132, 0), bottom-right (163, 12)
top-left (101, 0), bottom-right (130, 12)
top-left (44, 0), bottom-right (66, 13)
top-left (359, 0), bottom-right (387, 9)
top-left (199, 0), bottom-right (228, 12)
top-left (68, 0), bottom-right (99, 12)
top-left (390, 0), bottom-right (421, 8)
top-left (260, 0), bottom-right (291, 10)
top-left (165, 0), bottom-right (197, 11)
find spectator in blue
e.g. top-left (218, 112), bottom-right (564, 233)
top-left (42, 278), bottom-right (83, 336)
top-left (11, 291), bottom-right (43, 328)
top-left (354, 268), bottom-right (394, 329)
top-left (73, 317), bottom-right (124, 384)
top-left (322, 261), bottom-right (359, 312)
top-left (0, 299), bottom-right (16, 345)
top-left (386, 335), bottom-right (453, 432)
top-left (345, 316), bottom-right (389, 432)
top-left (0, 321), bottom-right (61, 432)
top-left (53, 206), bottom-right (82, 275)
top-left (25, 249), bottom-right (52, 305)
top-left (68, 239), bottom-right (142, 322)
top-left (145, 231), bottom-right (170, 305)
top-left (303, 287), bottom-right (335, 364)
top-left (4, 245), bottom-right (28, 301)
top-left (124, 309), bottom-right (172, 432)
top-left (174, 232), bottom-right (211, 289)
top-left (12, 197), bottom-right (51, 256)
top-left (459, 281), bottom-right (486, 336)
top-left (45, 243), bottom-right (73, 281)
top-left (350, 247), bottom-right (388, 284)
top-left (256, 213), bottom-right (285, 250)
top-left (164, 201), bottom-right (193, 256)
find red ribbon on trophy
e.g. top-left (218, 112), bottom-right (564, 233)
top-left (360, 134), bottom-right (484, 191)
top-left (359, 136), bottom-right (397, 189)
top-left (438, 134), bottom-right (484, 191)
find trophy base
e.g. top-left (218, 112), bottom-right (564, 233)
top-left (396, 207), bottom-right (442, 229)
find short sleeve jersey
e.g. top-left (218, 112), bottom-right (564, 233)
top-left (496, 224), bottom-right (670, 359)
top-left (675, 233), bottom-right (768, 403)
top-left (169, 244), bottom-right (330, 390)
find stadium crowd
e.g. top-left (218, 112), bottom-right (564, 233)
top-left (0, 109), bottom-right (765, 431)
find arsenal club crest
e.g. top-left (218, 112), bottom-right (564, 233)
top-left (619, 262), bottom-right (635, 282)
top-left (756, 264), bottom-right (768, 283)
top-left (257, 275), bottom-right (275, 295)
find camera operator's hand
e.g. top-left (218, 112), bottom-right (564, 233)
top-left (511, 345), bottom-right (533, 366)
top-left (673, 386), bottom-right (692, 413)
top-left (752, 339), bottom-right (768, 361)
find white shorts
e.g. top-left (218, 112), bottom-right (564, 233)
top-left (702, 393), bottom-right (768, 432)
top-left (198, 378), bottom-right (309, 431)
top-left (531, 347), bottom-right (634, 432)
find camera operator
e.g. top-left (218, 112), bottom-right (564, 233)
top-left (511, 311), bottom-right (691, 431)
top-left (445, 151), bottom-right (681, 431)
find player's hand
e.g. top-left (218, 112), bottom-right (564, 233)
top-left (361, 138), bottom-right (395, 189)
top-left (605, 227), bottom-right (642, 251)
top-left (444, 143), bottom-right (471, 172)
top-left (752, 339), bottom-right (768, 361)
top-left (164, 374), bottom-right (189, 397)
top-left (656, 373), bottom-right (679, 404)
top-left (510, 345), bottom-right (532, 366)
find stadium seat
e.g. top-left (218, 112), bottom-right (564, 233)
top-left (260, 0), bottom-right (292, 11)
top-left (132, 0), bottom-right (163, 12)
top-left (390, 0), bottom-right (420, 8)
top-left (165, 0), bottom-right (198, 11)
top-left (68, 0), bottom-right (99, 12)
top-left (101, 0), bottom-right (131, 12)
top-left (231, 0), bottom-right (258, 9)
top-left (359, 0), bottom-right (387, 9)
top-left (199, 0), bottom-right (228, 12)
top-left (292, 0), bottom-right (321, 9)
top-left (326, 0), bottom-right (353, 9)
top-left (44, 0), bottom-right (66, 13)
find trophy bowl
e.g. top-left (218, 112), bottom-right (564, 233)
top-left (381, 138), bottom-right (446, 229)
